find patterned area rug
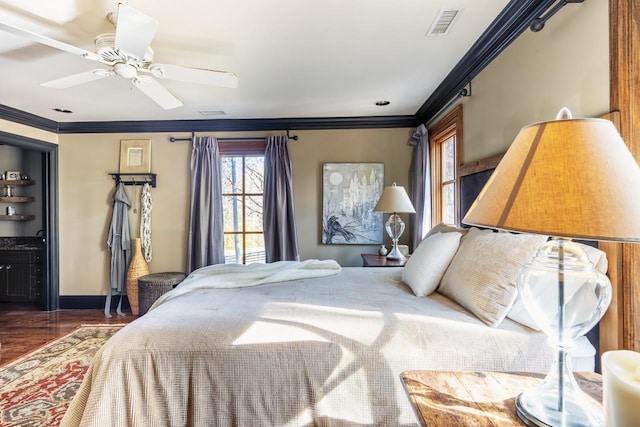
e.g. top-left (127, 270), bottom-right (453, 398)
top-left (0, 325), bottom-right (124, 427)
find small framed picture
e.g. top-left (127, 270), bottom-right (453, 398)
top-left (5, 171), bottom-right (21, 181)
top-left (119, 140), bottom-right (151, 173)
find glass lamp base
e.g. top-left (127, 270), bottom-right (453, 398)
top-left (516, 386), bottom-right (604, 427)
top-left (386, 243), bottom-right (405, 260)
top-left (384, 214), bottom-right (405, 260)
top-left (514, 239), bottom-right (610, 427)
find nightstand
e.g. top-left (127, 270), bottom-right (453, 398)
top-left (400, 371), bottom-right (602, 427)
top-left (361, 253), bottom-right (408, 267)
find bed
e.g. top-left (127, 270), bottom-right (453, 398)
top-left (61, 251), bottom-right (598, 426)
top-left (61, 154), bottom-right (604, 426)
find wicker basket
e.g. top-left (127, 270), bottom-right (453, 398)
top-left (138, 272), bottom-right (186, 315)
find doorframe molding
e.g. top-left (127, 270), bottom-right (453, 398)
top-left (0, 131), bottom-right (59, 311)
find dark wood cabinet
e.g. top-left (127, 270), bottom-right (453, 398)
top-left (0, 250), bottom-right (43, 302)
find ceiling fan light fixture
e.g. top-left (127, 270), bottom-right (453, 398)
top-left (114, 62), bottom-right (138, 79)
top-left (95, 33), bottom-right (154, 63)
top-left (53, 107), bottom-right (73, 113)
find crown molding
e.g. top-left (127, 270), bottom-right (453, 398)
top-left (0, 105), bottom-right (58, 133)
top-left (56, 115), bottom-right (418, 134)
top-left (0, 104), bottom-right (417, 133)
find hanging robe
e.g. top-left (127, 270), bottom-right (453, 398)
top-left (105, 182), bottom-right (132, 317)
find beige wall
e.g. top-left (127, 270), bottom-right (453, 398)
top-left (455, 0), bottom-right (608, 163)
top-left (58, 128), bottom-right (413, 295)
top-left (59, 132), bottom-right (191, 295)
top-left (291, 128), bottom-right (414, 267)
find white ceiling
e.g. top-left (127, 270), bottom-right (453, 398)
top-left (0, 0), bottom-right (510, 123)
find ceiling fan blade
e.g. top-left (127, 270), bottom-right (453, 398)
top-left (150, 63), bottom-right (239, 88)
top-left (133, 77), bottom-right (183, 110)
top-left (0, 21), bottom-right (102, 61)
top-left (114, 3), bottom-right (158, 59)
top-left (41, 69), bottom-right (113, 88)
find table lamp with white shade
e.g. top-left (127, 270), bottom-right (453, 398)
top-left (463, 108), bottom-right (640, 427)
top-left (374, 183), bottom-right (415, 260)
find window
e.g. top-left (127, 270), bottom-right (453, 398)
top-left (220, 142), bottom-right (266, 264)
top-left (441, 136), bottom-right (456, 224)
top-left (429, 104), bottom-right (462, 225)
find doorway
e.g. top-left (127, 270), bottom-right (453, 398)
top-left (0, 130), bottom-right (58, 311)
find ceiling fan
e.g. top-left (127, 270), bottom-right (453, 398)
top-left (0, 3), bottom-right (238, 110)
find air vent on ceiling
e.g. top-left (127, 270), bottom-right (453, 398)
top-left (199, 110), bottom-right (227, 116)
top-left (426, 8), bottom-right (462, 37)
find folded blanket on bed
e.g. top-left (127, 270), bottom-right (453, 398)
top-left (151, 259), bottom-right (341, 309)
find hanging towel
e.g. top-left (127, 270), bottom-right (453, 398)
top-left (141, 183), bottom-right (153, 262)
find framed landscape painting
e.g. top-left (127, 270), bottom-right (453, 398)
top-left (322, 162), bottom-right (384, 245)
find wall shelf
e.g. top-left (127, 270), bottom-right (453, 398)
top-left (0, 196), bottom-right (35, 203)
top-left (109, 173), bottom-right (157, 188)
top-left (0, 180), bottom-right (34, 186)
top-left (0, 214), bottom-right (35, 221)
top-left (0, 179), bottom-right (36, 221)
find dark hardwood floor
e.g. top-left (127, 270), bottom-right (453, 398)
top-left (0, 304), bottom-right (138, 365)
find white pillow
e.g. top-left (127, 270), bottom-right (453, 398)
top-left (507, 242), bottom-right (609, 330)
top-left (438, 227), bottom-right (547, 327)
top-left (402, 231), bottom-right (462, 297)
top-left (425, 222), bottom-right (469, 240)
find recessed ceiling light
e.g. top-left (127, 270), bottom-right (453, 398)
top-left (375, 100), bottom-right (390, 106)
top-left (53, 107), bottom-right (73, 113)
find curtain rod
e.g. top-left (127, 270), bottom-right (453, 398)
top-left (426, 82), bottom-right (472, 128)
top-left (169, 131), bottom-right (298, 143)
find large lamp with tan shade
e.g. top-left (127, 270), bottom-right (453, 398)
top-left (463, 108), bottom-right (640, 426)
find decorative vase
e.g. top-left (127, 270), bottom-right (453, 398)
top-left (126, 238), bottom-right (150, 315)
top-left (378, 245), bottom-right (388, 256)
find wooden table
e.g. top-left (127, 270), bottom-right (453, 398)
top-left (400, 371), bottom-right (602, 427)
top-left (361, 253), bottom-right (408, 267)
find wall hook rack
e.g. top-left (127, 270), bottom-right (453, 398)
top-left (109, 173), bottom-right (157, 188)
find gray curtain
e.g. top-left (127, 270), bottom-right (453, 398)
top-left (409, 124), bottom-right (431, 250)
top-left (263, 135), bottom-right (300, 262)
top-left (186, 136), bottom-right (225, 273)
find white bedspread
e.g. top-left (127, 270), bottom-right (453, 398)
top-left (151, 259), bottom-right (342, 308)
top-left (62, 266), bottom-right (570, 427)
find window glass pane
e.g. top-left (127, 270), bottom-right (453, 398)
top-left (443, 183), bottom-right (455, 224)
top-left (245, 156), bottom-right (264, 194)
top-left (222, 157), bottom-right (243, 194)
top-left (245, 196), bottom-right (263, 232)
top-left (224, 234), bottom-right (244, 264)
top-left (442, 137), bottom-right (455, 181)
top-left (223, 195), bottom-right (244, 232)
top-left (221, 154), bottom-right (265, 265)
top-left (245, 233), bottom-right (266, 264)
